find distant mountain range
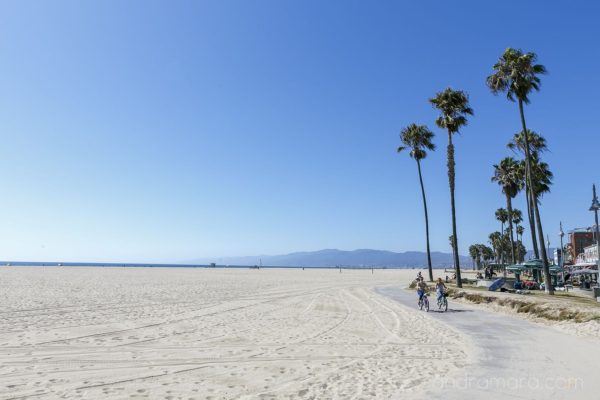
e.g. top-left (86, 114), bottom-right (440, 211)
top-left (191, 249), bottom-right (470, 268)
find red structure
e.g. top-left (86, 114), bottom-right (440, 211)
top-left (569, 228), bottom-right (594, 262)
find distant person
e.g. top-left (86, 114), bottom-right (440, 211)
top-left (416, 271), bottom-right (423, 281)
top-left (416, 278), bottom-right (428, 305)
top-left (445, 275), bottom-right (449, 283)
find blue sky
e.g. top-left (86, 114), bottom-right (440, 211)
top-left (0, 1), bottom-right (598, 262)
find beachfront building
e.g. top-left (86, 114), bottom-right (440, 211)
top-left (581, 244), bottom-right (598, 264)
top-left (569, 228), bottom-right (594, 263)
top-left (572, 244), bottom-right (599, 289)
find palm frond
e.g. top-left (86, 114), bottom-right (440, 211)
top-left (397, 123), bottom-right (436, 161)
top-left (486, 48), bottom-right (547, 104)
top-left (492, 156), bottom-right (522, 198)
top-left (429, 87), bottom-right (473, 134)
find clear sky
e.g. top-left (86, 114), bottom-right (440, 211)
top-left (0, 1), bottom-right (598, 262)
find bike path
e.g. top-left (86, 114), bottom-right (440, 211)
top-left (376, 286), bottom-right (600, 400)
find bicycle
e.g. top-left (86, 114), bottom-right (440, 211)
top-left (436, 291), bottom-right (448, 312)
top-left (417, 292), bottom-right (429, 312)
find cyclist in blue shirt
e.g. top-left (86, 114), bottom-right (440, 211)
top-left (416, 278), bottom-right (428, 305)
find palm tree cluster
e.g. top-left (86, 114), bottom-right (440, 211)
top-left (398, 47), bottom-right (554, 294)
top-left (488, 133), bottom-right (553, 265)
top-left (487, 48), bottom-right (554, 294)
top-left (468, 244), bottom-right (494, 270)
top-left (505, 130), bottom-right (553, 259)
top-left (488, 207), bottom-right (527, 265)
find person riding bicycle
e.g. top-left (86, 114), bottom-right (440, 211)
top-left (416, 278), bottom-right (428, 305)
top-left (435, 278), bottom-right (447, 302)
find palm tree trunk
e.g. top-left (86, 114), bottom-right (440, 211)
top-left (526, 184), bottom-right (540, 258)
top-left (447, 131), bottom-right (462, 287)
top-left (451, 240), bottom-right (457, 270)
top-left (533, 196), bottom-right (552, 290)
top-left (506, 194), bottom-right (516, 264)
top-left (517, 229), bottom-right (522, 262)
top-left (519, 100), bottom-right (553, 294)
top-left (416, 159), bottom-right (434, 282)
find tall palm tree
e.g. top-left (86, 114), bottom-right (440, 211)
top-left (512, 209), bottom-right (524, 261)
top-left (430, 88), bottom-right (473, 288)
top-left (469, 244), bottom-right (479, 270)
top-left (489, 231), bottom-right (502, 264)
top-left (449, 234), bottom-right (457, 270)
top-left (529, 157), bottom-right (553, 264)
top-left (515, 159), bottom-right (539, 258)
top-left (475, 244), bottom-right (485, 269)
top-left (511, 209), bottom-right (523, 228)
top-left (516, 225), bottom-right (525, 261)
top-left (481, 245), bottom-right (494, 266)
top-left (516, 225), bottom-right (525, 241)
top-left (530, 156), bottom-right (553, 202)
top-left (509, 129), bottom-right (547, 258)
top-left (486, 48), bottom-right (553, 294)
top-left (492, 157), bottom-right (521, 264)
top-left (516, 241), bottom-right (527, 263)
top-left (500, 232), bottom-right (511, 266)
top-left (495, 208), bottom-right (508, 234)
top-left (398, 123), bottom-right (436, 282)
top-left (508, 130), bottom-right (547, 156)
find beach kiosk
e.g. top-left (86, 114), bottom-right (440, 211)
top-left (514, 259), bottom-right (565, 289)
top-left (506, 264), bottom-right (525, 279)
top-left (523, 259), bottom-right (544, 282)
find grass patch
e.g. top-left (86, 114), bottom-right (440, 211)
top-left (448, 289), bottom-right (600, 323)
top-left (450, 291), bottom-right (496, 304)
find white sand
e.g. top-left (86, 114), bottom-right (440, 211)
top-left (0, 267), bottom-right (467, 399)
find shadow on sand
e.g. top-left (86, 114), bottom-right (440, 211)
top-left (427, 308), bottom-right (474, 314)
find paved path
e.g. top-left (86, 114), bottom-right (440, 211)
top-left (376, 286), bottom-right (600, 400)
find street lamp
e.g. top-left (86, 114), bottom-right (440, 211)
top-left (590, 185), bottom-right (600, 268)
top-left (559, 222), bottom-right (565, 268)
top-left (546, 235), bottom-right (551, 265)
top-left (559, 222), bottom-right (565, 283)
top-left (590, 184), bottom-right (600, 270)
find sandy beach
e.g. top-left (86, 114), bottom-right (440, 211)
top-left (0, 267), bottom-right (467, 399)
top-left (3, 267), bottom-right (599, 399)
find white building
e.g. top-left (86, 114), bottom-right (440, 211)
top-left (576, 244), bottom-right (599, 265)
top-left (583, 244), bottom-right (598, 264)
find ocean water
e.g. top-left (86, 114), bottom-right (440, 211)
top-left (0, 261), bottom-right (411, 269)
